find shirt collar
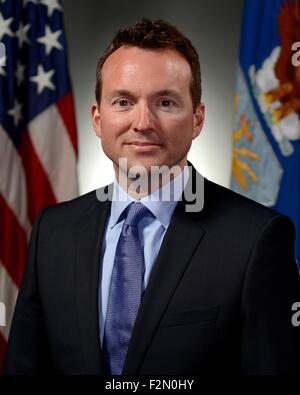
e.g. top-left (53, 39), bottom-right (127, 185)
top-left (109, 165), bottom-right (189, 229)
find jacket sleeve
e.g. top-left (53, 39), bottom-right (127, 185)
top-left (4, 208), bottom-right (53, 374)
top-left (241, 214), bottom-right (300, 374)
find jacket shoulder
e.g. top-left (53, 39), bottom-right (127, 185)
top-left (204, 178), bottom-right (293, 230)
top-left (35, 184), bottom-right (111, 228)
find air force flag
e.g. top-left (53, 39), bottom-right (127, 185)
top-left (231, 0), bottom-right (300, 268)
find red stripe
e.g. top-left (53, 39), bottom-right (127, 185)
top-left (0, 332), bottom-right (7, 373)
top-left (0, 195), bottom-right (28, 287)
top-left (18, 130), bottom-right (57, 224)
top-left (56, 91), bottom-right (78, 155)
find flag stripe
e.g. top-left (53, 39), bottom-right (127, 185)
top-left (28, 104), bottom-right (78, 202)
top-left (0, 125), bottom-right (30, 236)
top-left (18, 130), bottom-right (57, 224)
top-left (56, 91), bottom-right (78, 156)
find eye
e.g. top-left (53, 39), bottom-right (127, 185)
top-left (157, 98), bottom-right (178, 110)
top-left (160, 99), bottom-right (172, 107)
top-left (115, 99), bottom-right (130, 107)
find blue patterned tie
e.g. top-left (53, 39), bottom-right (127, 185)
top-left (103, 202), bottom-right (151, 375)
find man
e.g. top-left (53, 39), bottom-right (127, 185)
top-left (4, 19), bottom-right (300, 375)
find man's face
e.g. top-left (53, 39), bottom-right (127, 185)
top-left (91, 46), bottom-right (205, 176)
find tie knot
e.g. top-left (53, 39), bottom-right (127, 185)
top-left (124, 202), bottom-right (151, 226)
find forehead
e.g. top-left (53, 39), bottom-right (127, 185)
top-left (101, 46), bottom-right (192, 93)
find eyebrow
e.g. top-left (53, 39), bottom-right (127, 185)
top-left (107, 90), bottom-right (135, 101)
top-left (107, 89), bottom-right (183, 102)
top-left (154, 90), bottom-right (182, 101)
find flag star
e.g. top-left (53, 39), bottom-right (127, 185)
top-left (37, 25), bottom-right (63, 55)
top-left (0, 12), bottom-right (14, 40)
top-left (30, 64), bottom-right (55, 94)
top-left (40, 0), bottom-right (62, 17)
top-left (15, 23), bottom-right (30, 48)
top-left (8, 100), bottom-right (23, 127)
top-left (15, 61), bottom-right (25, 86)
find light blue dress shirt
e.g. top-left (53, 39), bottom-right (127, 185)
top-left (99, 166), bottom-right (189, 344)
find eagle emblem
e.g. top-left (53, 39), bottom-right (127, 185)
top-left (249, 0), bottom-right (300, 156)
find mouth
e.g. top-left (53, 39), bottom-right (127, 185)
top-left (126, 142), bottom-right (161, 146)
top-left (125, 142), bottom-right (162, 151)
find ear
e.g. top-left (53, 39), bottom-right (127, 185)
top-left (192, 103), bottom-right (205, 139)
top-left (90, 102), bottom-right (101, 138)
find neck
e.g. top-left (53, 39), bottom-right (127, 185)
top-left (114, 160), bottom-right (187, 199)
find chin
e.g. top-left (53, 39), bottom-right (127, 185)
top-left (127, 162), bottom-right (154, 176)
top-left (113, 153), bottom-right (181, 175)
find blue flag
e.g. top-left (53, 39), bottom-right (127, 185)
top-left (231, 0), bottom-right (300, 268)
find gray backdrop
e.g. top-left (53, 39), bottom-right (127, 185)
top-left (62, 0), bottom-right (244, 194)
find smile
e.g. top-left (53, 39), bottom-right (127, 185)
top-left (126, 142), bottom-right (162, 151)
top-left (127, 142), bottom-right (161, 146)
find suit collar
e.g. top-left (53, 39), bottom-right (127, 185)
top-left (109, 165), bottom-right (190, 229)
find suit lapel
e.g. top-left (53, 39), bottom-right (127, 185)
top-left (123, 167), bottom-right (207, 374)
top-left (75, 185), bottom-right (112, 374)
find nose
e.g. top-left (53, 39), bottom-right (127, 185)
top-left (132, 102), bottom-right (155, 133)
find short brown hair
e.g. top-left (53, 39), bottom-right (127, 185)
top-left (95, 18), bottom-right (201, 111)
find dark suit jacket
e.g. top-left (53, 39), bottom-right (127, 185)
top-left (4, 165), bottom-right (300, 374)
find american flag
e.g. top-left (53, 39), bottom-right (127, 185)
top-left (0, 0), bottom-right (78, 370)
